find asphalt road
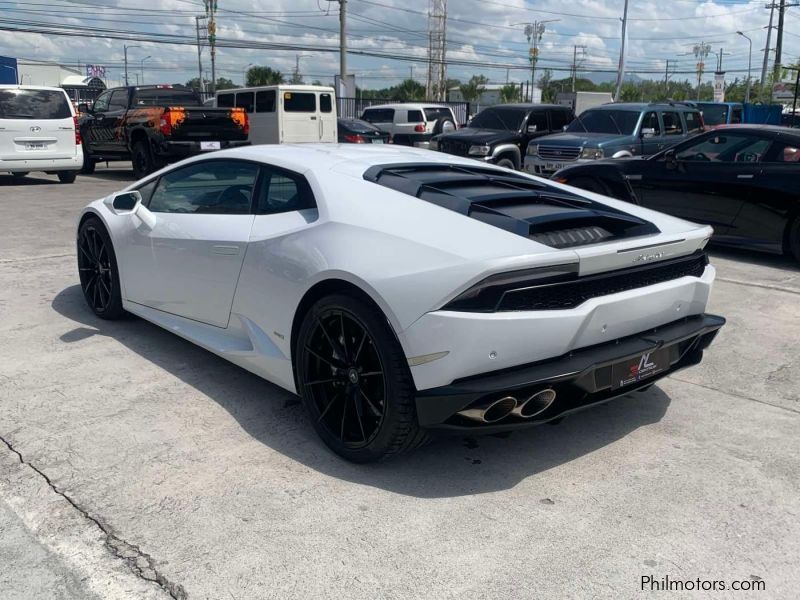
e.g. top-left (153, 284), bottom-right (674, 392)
top-left (1, 166), bottom-right (799, 599)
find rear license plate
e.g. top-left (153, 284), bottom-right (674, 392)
top-left (544, 162), bottom-right (565, 171)
top-left (200, 141), bottom-right (221, 150)
top-left (25, 142), bottom-right (47, 151)
top-left (371, 139), bottom-right (384, 144)
top-left (611, 348), bottom-right (670, 390)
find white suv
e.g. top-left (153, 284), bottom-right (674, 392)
top-left (360, 103), bottom-right (457, 148)
top-left (0, 85), bottom-right (83, 183)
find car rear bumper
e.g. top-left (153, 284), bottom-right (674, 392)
top-left (0, 154), bottom-right (82, 172)
top-left (415, 313), bottom-right (725, 430)
top-left (155, 139), bottom-right (250, 158)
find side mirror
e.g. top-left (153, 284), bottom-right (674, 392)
top-left (640, 127), bottom-right (656, 139)
top-left (562, 125), bottom-right (568, 131)
top-left (664, 149), bottom-right (678, 170)
top-left (78, 103), bottom-right (90, 114)
top-left (109, 190), bottom-right (141, 212)
top-left (527, 124), bottom-right (538, 134)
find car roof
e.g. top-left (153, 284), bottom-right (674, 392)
top-left (0, 84), bottom-right (69, 92)
top-left (488, 103), bottom-right (570, 110)
top-left (588, 102), bottom-right (698, 112)
top-left (363, 103), bottom-right (451, 110)
top-left (711, 124), bottom-right (800, 136)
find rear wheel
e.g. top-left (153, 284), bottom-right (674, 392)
top-left (77, 218), bottom-right (125, 320)
top-left (58, 171), bottom-right (77, 184)
top-left (80, 145), bottom-right (96, 174)
top-left (787, 216), bottom-right (800, 263)
top-left (295, 294), bottom-right (427, 462)
top-left (131, 140), bottom-right (161, 179)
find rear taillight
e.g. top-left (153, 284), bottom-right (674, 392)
top-left (160, 107), bottom-right (187, 137)
top-left (229, 107), bottom-right (249, 136)
top-left (344, 133), bottom-right (366, 143)
top-left (414, 123), bottom-right (426, 133)
top-left (73, 116), bottom-right (81, 145)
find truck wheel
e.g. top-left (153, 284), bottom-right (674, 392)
top-left (80, 145), bottom-right (96, 174)
top-left (496, 157), bottom-right (516, 170)
top-left (57, 171), bottom-right (77, 184)
top-left (132, 140), bottom-right (157, 179)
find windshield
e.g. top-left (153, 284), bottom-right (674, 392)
top-left (0, 89), bottom-right (71, 119)
top-left (697, 104), bottom-right (729, 126)
top-left (132, 88), bottom-right (203, 107)
top-left (567, 109), bottom-right (640, 135)
top-left (469, 107), bottom-right (526, 131)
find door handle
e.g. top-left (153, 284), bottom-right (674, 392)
top-left (737, 174), bottom-right (755, 180)
top-left (212, 245), bottom-right (240, 256)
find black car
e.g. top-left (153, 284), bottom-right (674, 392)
top-left (337, 118), bottom-right (390, 144)
top-left (553, 125), bottom-right (800, 261)
top-left (433, 104), bottom-right (574, 170)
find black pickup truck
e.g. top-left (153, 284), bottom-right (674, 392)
top-left (78, 85), bottom-right (249, 178)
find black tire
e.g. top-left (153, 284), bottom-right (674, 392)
top-left (432, 117), bottom-right (456, 135)
top-left (77, 218), bottom-right (125, 320)
top-left (787, 216), bottom-right (800, 263)
top-left (80, 145), bottom-right (96, 174)
top-left (131, 140), bottom-right (159, 179)
top-left (58, 171), bottom-right (77, 184)
top-left (495, 157), bottom-right (516, 170)
top-left (295, 293), bottom-right (428, 462)
top-left (11, 171), bottom-right (29, 178)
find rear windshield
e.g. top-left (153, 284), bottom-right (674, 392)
top-left (284, 92), bottom-right (316, 112)
top-left (0, 89), bottom-right (71, 119)
top-left (340, 119), bottom-right (378, 132)
top-left (697, 104), bottom-right (729, 126)
top-left (132, 89), bottom-right (202, 107)
top-left (567, 109), bottom-right (640, 135)
top-left (469, 107), bottom-right (527, 131)
top-left (423, 107), bottom-right (452, 122)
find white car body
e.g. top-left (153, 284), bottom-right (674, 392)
top-left (360, 103), bottom-right (458, 148)
top-left (0, 85), bottom-right (83, 175)
top-left (76, 144), bottom-right (724, 457)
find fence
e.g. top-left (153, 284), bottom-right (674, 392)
top-left (337, 97), bottom-right (472, 126)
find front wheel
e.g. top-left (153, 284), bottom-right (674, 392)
top-left (77, 218), bottom-right (125, 319)
top-left (295, 294), bottom-right (428, 462)
top-left (495, 157), bottom-right (516, 170)
top-left (787, 216), bottom-right (800, 263)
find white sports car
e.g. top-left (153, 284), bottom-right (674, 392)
top-left (76, 144), bottom-right (725, 462)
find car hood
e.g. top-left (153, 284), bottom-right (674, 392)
top-left (436, 128), bottom-right (518, 145)
top-left (536, 132), bottom-right (629, 148)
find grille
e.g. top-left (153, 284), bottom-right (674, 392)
top-left (538, 146), bottom-right (581, 161)
top-left (497, 253), bottom-right (708, 311)
top-left (439, 140), bottom-right (470, 157)
top-left (531, 226), bottom-right (613, 249)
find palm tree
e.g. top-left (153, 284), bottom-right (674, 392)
top-left (499, 83), bottom-right (521, 103)
top-left (246, 66), bottom-right (285, 86)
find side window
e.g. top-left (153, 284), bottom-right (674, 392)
top-left (731, 108), bottom-right (743, 124)
top-left (93, 91), bottom-right (112, 112)
top-left (256, 90), bottom-right (275, 112)
top-left (684, 111), bottom-right (703, 134)
top-left (407, 109), bottom-right (424, 123)
top-left (662, 112), bottom-right (684, 136)
top-left (527, 111), bottom-right (548, 132)
top-left (641, 111), bottom-right (661, 136)
top-left (361, 108), bottom-right (394, 123)
top-left (136, 178), bottom-right (158, 207)
top-left (235, 92), bottom-right (254, 113)
top-left (676, 134), bottom-right (767, 163)
top-left (257, 169), bottom-right (316, 215)
top-left (149, 160), bottom-right (259, 215)
top-left (320, 93), bottom-right (332, 113)
top-left (217, 93), bottom-right (234, 108)
top-left (283, 92), bottom-right (316, 112)
top-left (549, 110), bottom-right (571, 131)
top-left (766, 144), bottom-right (800, 163)
top-left (108, 90), bottom-right (128, 111)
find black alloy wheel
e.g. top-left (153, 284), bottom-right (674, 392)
top-left (296, 294), bottom-right (427, 462)
top-left (77, 219), bottom-right (125, 319)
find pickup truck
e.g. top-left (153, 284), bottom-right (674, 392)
top-left (78, 85), bottom-right (249, 178)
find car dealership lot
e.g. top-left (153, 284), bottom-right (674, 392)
top-left (1, 168), bottom-right (799, 599)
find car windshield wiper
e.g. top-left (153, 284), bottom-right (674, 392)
top-left (606, 113), bottom-right (624, 134)
top-left (570, 113), bottom-right (588, 132)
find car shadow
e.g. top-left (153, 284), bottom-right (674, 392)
top-left (52, 284), bottom-right (671, 498)
top-left (708, 245), bottom-right (799, 273)
top-left (83, 168), bottom-right (136, 182)
top-left (0, 174), bottom-right (59, 186)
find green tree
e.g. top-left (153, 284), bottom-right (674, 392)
top-left (215, 77), bottom-right (236, 90)
top-left (246, 66), bottom-right (285, 86)
top-left (393, 78), bottom-right (426, 101)
top-left (499, 83), bottom-right (521, 103)
top-left (459, 75), bottom-right (489, 103)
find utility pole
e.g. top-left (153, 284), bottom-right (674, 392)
top-left (773, 1), bottom-right (800, 85)
top-left (426, 0), bottom-right (447, 101)
top-left (195, 16), bottom-right (206, 94)
top-left (761, 2), bottom-right (776, 99)
top-left (693, 42), bottom-right (712, 100)
top-left (204, 1), bottom-right (218, 95)
top-left (571, 44), bottom-right (586, 92)
top-left (519, 20), bottom-right (557, 102)
top-left (613, 0), bottom-right (629, 102)
top-left (664, 59), bottom-right (674, 97)
top-left (123, 44), bottom-right (140, 87)
top-left (737, 31), bottom-right (753, 103)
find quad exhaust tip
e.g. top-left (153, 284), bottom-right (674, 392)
top-left (513, 389), bottom-right (557, 419)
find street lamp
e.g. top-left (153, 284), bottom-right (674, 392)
top-left (243, 63), bottom-right (253, 86)
top-left (737, 31), bottom-right (753, 104)
top-left (123, 44), bottom-right (141, 86)
top-left (140, 56), bottom-right (151, 85)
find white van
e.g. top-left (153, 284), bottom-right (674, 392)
top-left (0, 85), bottom-right (83, 183)
top-left (215, 85), bottom-right (337, 145)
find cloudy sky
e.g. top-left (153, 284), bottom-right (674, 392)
top-left (1, 0), bottom-right (798, 88)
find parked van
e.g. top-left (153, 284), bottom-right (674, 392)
top-left (0, 85), bottom-right (83, 182)
top-left (215, 85), bottom-right (337, 144)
